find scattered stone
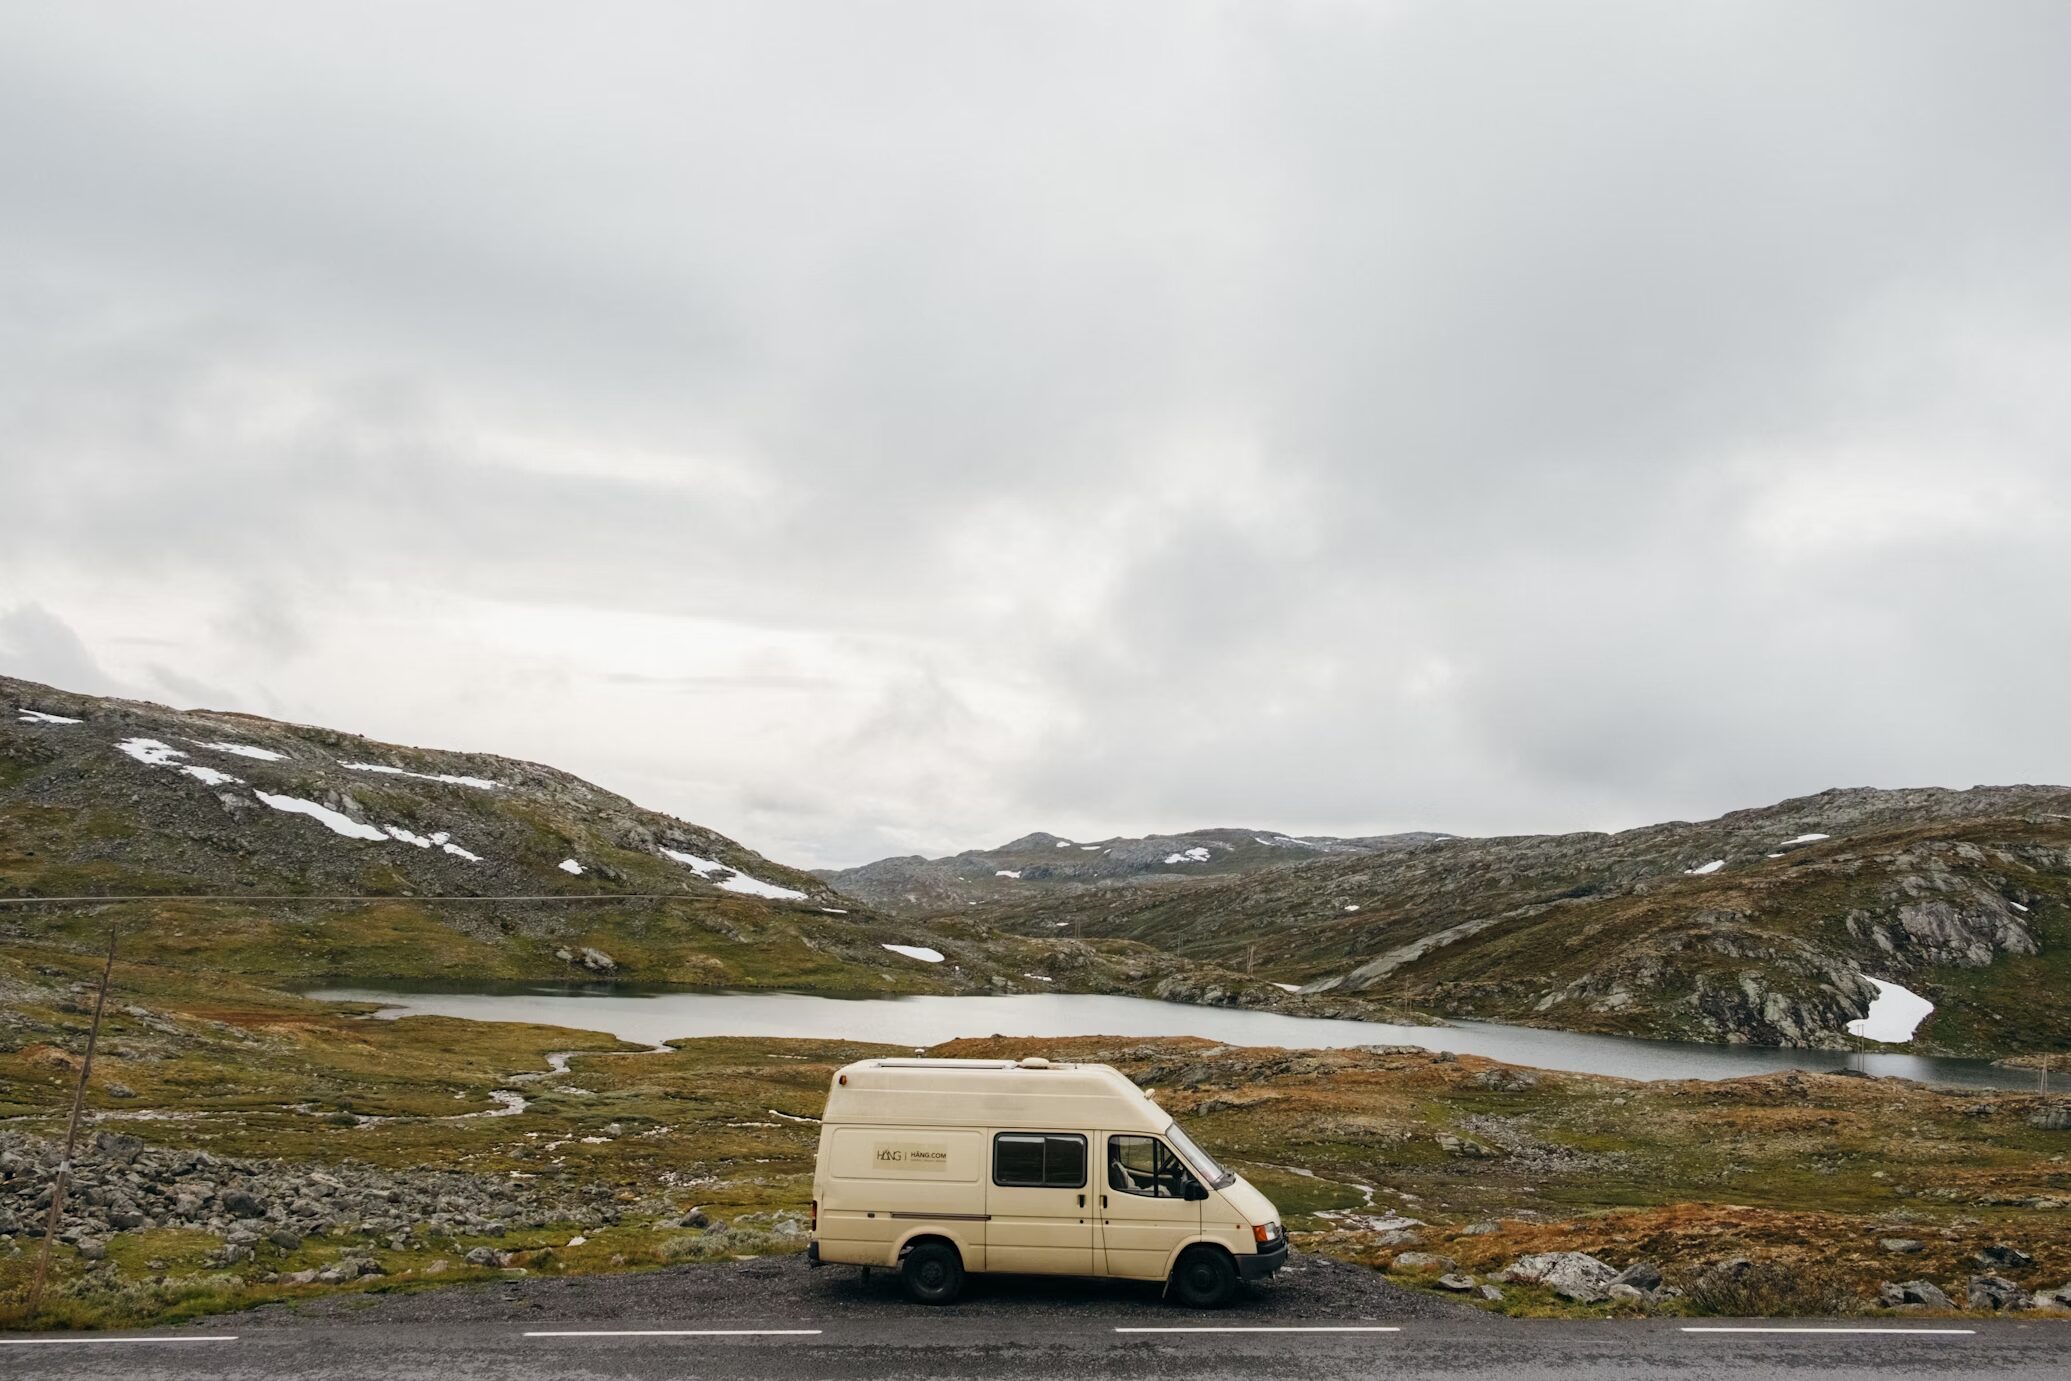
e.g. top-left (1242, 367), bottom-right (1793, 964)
top-left (1374, 1228), bottom-right (1422, 1247)
top-left (465, 1246), bottom-right (500, 1267)
top-left (1458, 1220), bottom-right (1502, 1236)
top-left (221, 1189), bottom-right (267, 1218)
top-left (1606, 1282), bottom-right (1648, 1304)
top-left (75, 1238), bottom-right (106, 1261)
top-left (315, 1259), bottom-right (362, 1284)
top-left (1879, 1238), bottom-right (1924, 1254)
top-left (268, 1229), bottom-right (302, 1252)
top-left (1435, 1273), bottom-right (1479, 1292)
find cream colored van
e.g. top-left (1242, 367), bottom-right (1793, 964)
top-left (807, 1056), bottom-right (1286, 1306)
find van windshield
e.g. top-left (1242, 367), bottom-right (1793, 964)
top-left (1166, 1121), bottom-right (1234, 1190)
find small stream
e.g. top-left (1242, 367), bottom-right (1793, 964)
top-left (305, 984), bottom-right (2051, 1092)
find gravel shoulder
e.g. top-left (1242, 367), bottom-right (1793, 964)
top-left (204, 1250), bottom-right (1482, 1330)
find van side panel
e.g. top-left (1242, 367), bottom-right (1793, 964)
top-left (817, 1126), bottom-right (987, 1270)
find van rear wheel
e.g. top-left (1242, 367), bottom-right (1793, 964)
top-left (1172, 1246), bottom-right (1238, 1309)
top-left (900, 1241), bottom-right (964, 1305)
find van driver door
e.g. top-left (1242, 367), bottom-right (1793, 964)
top-left (984, 1132), bottom-right (1094, 1274)
top-left (1098, 1133), bottom-right (1202, 1279)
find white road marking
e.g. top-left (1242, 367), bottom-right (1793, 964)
top-left (524, 1329), bottom-right (824, 1337)
top-left (0, 1336), bottom-right (239, 1346)
top-left (1681, 1327), bottom-right (1976, 1335)
top-left (1115, 1325), bottom-right (1402, 1333)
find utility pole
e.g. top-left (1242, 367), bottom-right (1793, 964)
top-left (27, 928), bottom-right (117, 1318)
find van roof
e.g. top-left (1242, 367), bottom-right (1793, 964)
top-left (822, 1056), bottom-right (1173, 1133)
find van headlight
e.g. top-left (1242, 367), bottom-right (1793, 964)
top-left (1253, 1222), bottom-right (1283, 1246)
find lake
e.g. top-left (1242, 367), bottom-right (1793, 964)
top-left (304, 984), bottom-right (2048, 1092)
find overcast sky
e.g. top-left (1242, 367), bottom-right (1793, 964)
top-left (3, 2), bottom-right (2067, 868)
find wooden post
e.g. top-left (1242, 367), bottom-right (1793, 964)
top-left (26, 929), bottom-right (117, 1317)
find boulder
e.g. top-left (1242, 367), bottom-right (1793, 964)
top-left (2029, 1105), bottom-right (2071, 1131)
top-left (1435, 1273), bottom-right (1479, 1292)
top-left (1498, 1252), bottom-right (1619, 1303)
top-left (221, 1189), bottom-right (267, 1218)
top-left (1606, 1283), bottom-right (1649, 1304)
top-left (1878, 1279), bottom-right (1954, 1310)
top-left (1975, 1244), bottom-right (2034, 1272)
top-left (1472, 1068), bottom-right (1539, 1092)
top-left (1879, 1239), bottom-right (1924, 1254)
top-left (1613, 1261), bottom-right (1663, 1291)
top-left (315, 1259), bottom-right (362, 1284)
top-left (1967, 1275), bottom-right (2033, 1311)
top-left (1392, 1252), bottom-right (1457, 1272)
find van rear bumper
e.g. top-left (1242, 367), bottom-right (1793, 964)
top-left (1238, 1240), bottom-right (1288, 1280)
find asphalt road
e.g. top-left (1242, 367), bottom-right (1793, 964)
top-left (4, 1256), bottom-right (2064, 1379)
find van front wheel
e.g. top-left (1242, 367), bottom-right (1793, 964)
top-left (900, 1241), bottom-right (965, 1305)
top-left (1172, 1246), bottom-right (1238, 1308)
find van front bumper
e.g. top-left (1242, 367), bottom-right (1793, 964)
top-left (1238, 1240), bottom-right (1288, 1280)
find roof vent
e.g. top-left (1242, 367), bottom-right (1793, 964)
top-left (1017, 1057), bottom-right (1053, 1069)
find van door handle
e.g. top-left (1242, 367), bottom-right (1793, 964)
top-left (1077, 1194), bottom-right (1085, 1207)
top-left (1101, 1194), bottom-right (1108, 1209)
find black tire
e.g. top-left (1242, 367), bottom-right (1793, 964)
top-left (901, 1241), bottom-right (965, 1305)
top-left (1171, 1245), bottom-right (1238, 1309)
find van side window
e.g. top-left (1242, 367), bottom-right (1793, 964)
top-left (1108, 1134), bottom-right (1196, 1199)
top-left (992, 1133), bottom-right (1088, 1188)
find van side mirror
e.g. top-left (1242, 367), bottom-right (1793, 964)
top-left (1184, 1179), bottom-right (1208, 1201)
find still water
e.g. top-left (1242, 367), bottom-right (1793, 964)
top-left (306, 984), bottom-right (2046, 1092)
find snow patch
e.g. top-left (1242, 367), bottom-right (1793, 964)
top-left (1684, 859), bottom-right (1725, 875)
top-left (558, 858), bottom-right (585, 875)
top-left (17, 709), bottom-right (81, 724)
top-left (1846, 976), bottom-right (1935, 1044)
top-left (195, 740), bottom-right (286, 762)
top-left (1055, 840), bottom-right (1072, 848)
top-left (1022, 973), bottom-right (1054, 983)
top-left (657, 848), bottom-right (807, 900)
top-left (881, 944), bottom-right (945, 964)
top-left (1271, 982), bottom-right (1302, 993)
top-left (1781, 833), bottom-right (1830, 845)
top-left (340, 761), bottom-right (501, 790)
top-left (995, 869), bottom-right (1022, 879)
top-left (442, 842), bottom-right (483, 862)
top-left (117, 738), bottom-right (243, 787)
top-left (1079, 844), bottom-right (1100, 850)
top-left (2010, 901), bottom-right (2030, 913)
top-left (385, 826), bottom-right (436, 848)
top-left (1163, 847), bottom-right (1212, 864)
top-left (820, 907), bottom-right (848, 915)
top-left (253, 791), bottom-right (387, 841)
top-left (1343, 904), bottom-right (1360, 912)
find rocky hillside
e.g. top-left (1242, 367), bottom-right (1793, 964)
top-left (2, 673), bottom-right (836, 906)
top-left (0, 675), bottom-right (1336, 1009)
top-left (819, 826), bottom-right (1452, 916)
top-left (974, 787), bottom-right (2071, 1057)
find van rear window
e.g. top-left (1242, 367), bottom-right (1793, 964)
top-left (992, 1133), bottom-right (1088, 1188)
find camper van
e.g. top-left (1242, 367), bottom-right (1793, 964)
top-left (807, 1056), bottom-right (1286, 1306)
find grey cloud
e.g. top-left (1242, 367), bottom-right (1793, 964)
top-left (1, 2), bottom-right (2066, 865)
